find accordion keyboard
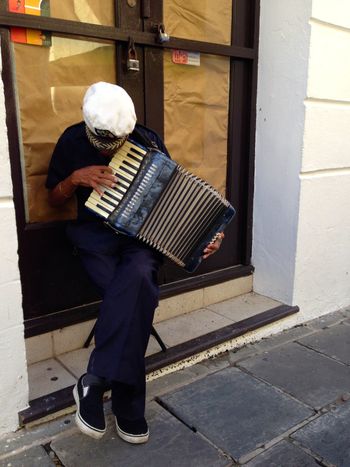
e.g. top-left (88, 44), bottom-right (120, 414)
top-left (85, 140), bottom-right (147, 219)
top-left (85, 140), bottom-right (235, 271)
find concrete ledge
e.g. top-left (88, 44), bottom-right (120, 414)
top-left (25, 274), bottom-right (253, 365)
top-left (19, 303), bottom-right (298, 426)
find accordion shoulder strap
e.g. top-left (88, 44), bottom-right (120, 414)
top-left (132, 126), bottom-right (159, 151)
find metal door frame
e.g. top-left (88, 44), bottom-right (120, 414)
top-left (0, 0), bottom-right (259, 336)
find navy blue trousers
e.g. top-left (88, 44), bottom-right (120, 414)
top-left (66, 221), bottom-right (162, 419)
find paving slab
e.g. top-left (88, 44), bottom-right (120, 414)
top-left (305, 310), bottom-right (347, 330)
top-left (243, 440), bottom-right (320, 467)
top-left (298, 323), bottom-right (350, 365)
top-left (51, 402), bottom-right (231, 467)
top-left (292, 400), bottom-right (350, 467)
top-left (158, 367), bottom-right (312, 462)
top-left (0, 445), bottom-right (55, 467)
top-left (147, 352), bottom-right (230, 400)
top-left (238, 342), bottom-right (350, 409)
top-left (250, 325), bottom-right (315, 353)
top-left (0, 414), bottom-right (75, 458)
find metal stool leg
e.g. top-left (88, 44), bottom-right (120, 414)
top-left (83, 322), bottom-right (96, 348)
top-left (151, 325), bottom-right (167, 352)
top-left (84, 323), bottom-right (166, 352)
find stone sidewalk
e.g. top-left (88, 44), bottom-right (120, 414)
top-left (1, 307), bottom-right (350, 466)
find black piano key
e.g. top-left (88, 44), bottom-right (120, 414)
top-left (114, 186), bottom-right (125, 195)
top-left (126, 152), bottom-right (143, 163)
top-left (102, 190), bottom-right (120, 203)
top-left (96, 203), bottom-right (112, 214)
top-left (119, 165), bottom-right (136, 177)
top-left (113, 172), bottom-right (130, 184)
top-left (101, 196), bottom-right (117, 208)
top-left (123, 159), bottom-right (140, 170)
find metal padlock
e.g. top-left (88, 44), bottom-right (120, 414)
top-left (127, 38), bottom-right (140, 72)
top-left (127, 58), bottom-right (140, 72)
top-left (157, 24), bottom-right (170, 44)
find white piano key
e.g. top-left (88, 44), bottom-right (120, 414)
top-left (89, 192), bottom-right (115, 211)
top-left (100, 181), bottom-right (126, 195)
top-left (85, 200), bottom-right (109, 218)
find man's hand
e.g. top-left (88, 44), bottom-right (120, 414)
top-left (202, 232), bottom-right (225, 260)
top-left (71, 166), bottom-right (117, 196)
top-left (48, 165), bottom-right (117, 207)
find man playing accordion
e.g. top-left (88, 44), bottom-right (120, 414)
top-left (46, 82), bottom-right (223, 443)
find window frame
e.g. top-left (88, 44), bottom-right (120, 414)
top-left (0, 0), bottom-right (260, 336)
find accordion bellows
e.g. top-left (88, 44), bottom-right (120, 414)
top-left (85, 139), bottom-right (235, 272)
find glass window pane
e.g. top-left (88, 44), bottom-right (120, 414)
top-left (13, 37), bottom-right (117, 223)
top-left (50, 0), bottom-right (115, 26)
top-left (164, 51), bottom-right (230, 195)
top-left (164, 0), bottom-right (233, 45)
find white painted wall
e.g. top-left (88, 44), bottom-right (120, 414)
top-left (253, 0), bottom-right (350, 317)
top-left (253, 0), bottom-right (312, 304)
top-left (293, 0), bottom-right (350, 316)
top-left (0, 42), bottom-right (29, 435)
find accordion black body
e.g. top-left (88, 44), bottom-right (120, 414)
top-left (85, 139), bottom-right (235, 272)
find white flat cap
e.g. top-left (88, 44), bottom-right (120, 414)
top-left (83, 82), bottom-right (136, 138)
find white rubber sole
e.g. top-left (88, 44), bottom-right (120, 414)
top-left (115, 418), bottom-right (149, 444)
top-left (73, 385), bottom-right (106, 440)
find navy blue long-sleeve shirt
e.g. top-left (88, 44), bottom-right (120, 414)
top-left (46, 122), bottom-right (170, 221)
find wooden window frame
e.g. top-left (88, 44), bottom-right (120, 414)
top-left (0, 1), bottom-right (259, 336)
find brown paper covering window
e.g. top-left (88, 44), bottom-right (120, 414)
top-left (15, 2), bottom-right (231, 222)
top-left (164, 51), bottom-right (230, 195)
top-left (164, 0), bottom-right (233, 45)
top-left (50, 0), bottom-right (115, 26)
top-left (14, 37), bottom-right (117, 223)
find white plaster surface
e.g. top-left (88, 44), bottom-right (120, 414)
top-left (252, 0), bottom-right (312, 304)
top-left (253, 0), bottom-right (350, 320)
top-left (0, 205), bottom-right (21, 284)
top-left (293, 174), bottom-right (350, 316)
top-left (0, 326), bottom-right (28, 434)
top-left (308, 21), bottom-right (350, 101)
top-left (302, 101), bottom-right (350, 172)
top-left (0, 45), bottom-right (28, 436)
top-left (312, 0), bottom-right (350, 30)
top-left (0, 281), bottom-right (23, 332)
top-left (293, 2), bottom-right (350, 316)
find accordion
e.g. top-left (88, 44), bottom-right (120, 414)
top-left (85, 139), bottom-right (235, 272)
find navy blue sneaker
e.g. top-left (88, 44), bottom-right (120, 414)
top-left (73, 374), bottom-right (107, 439)
top-left (115, 416), bottom-right (149, 444)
